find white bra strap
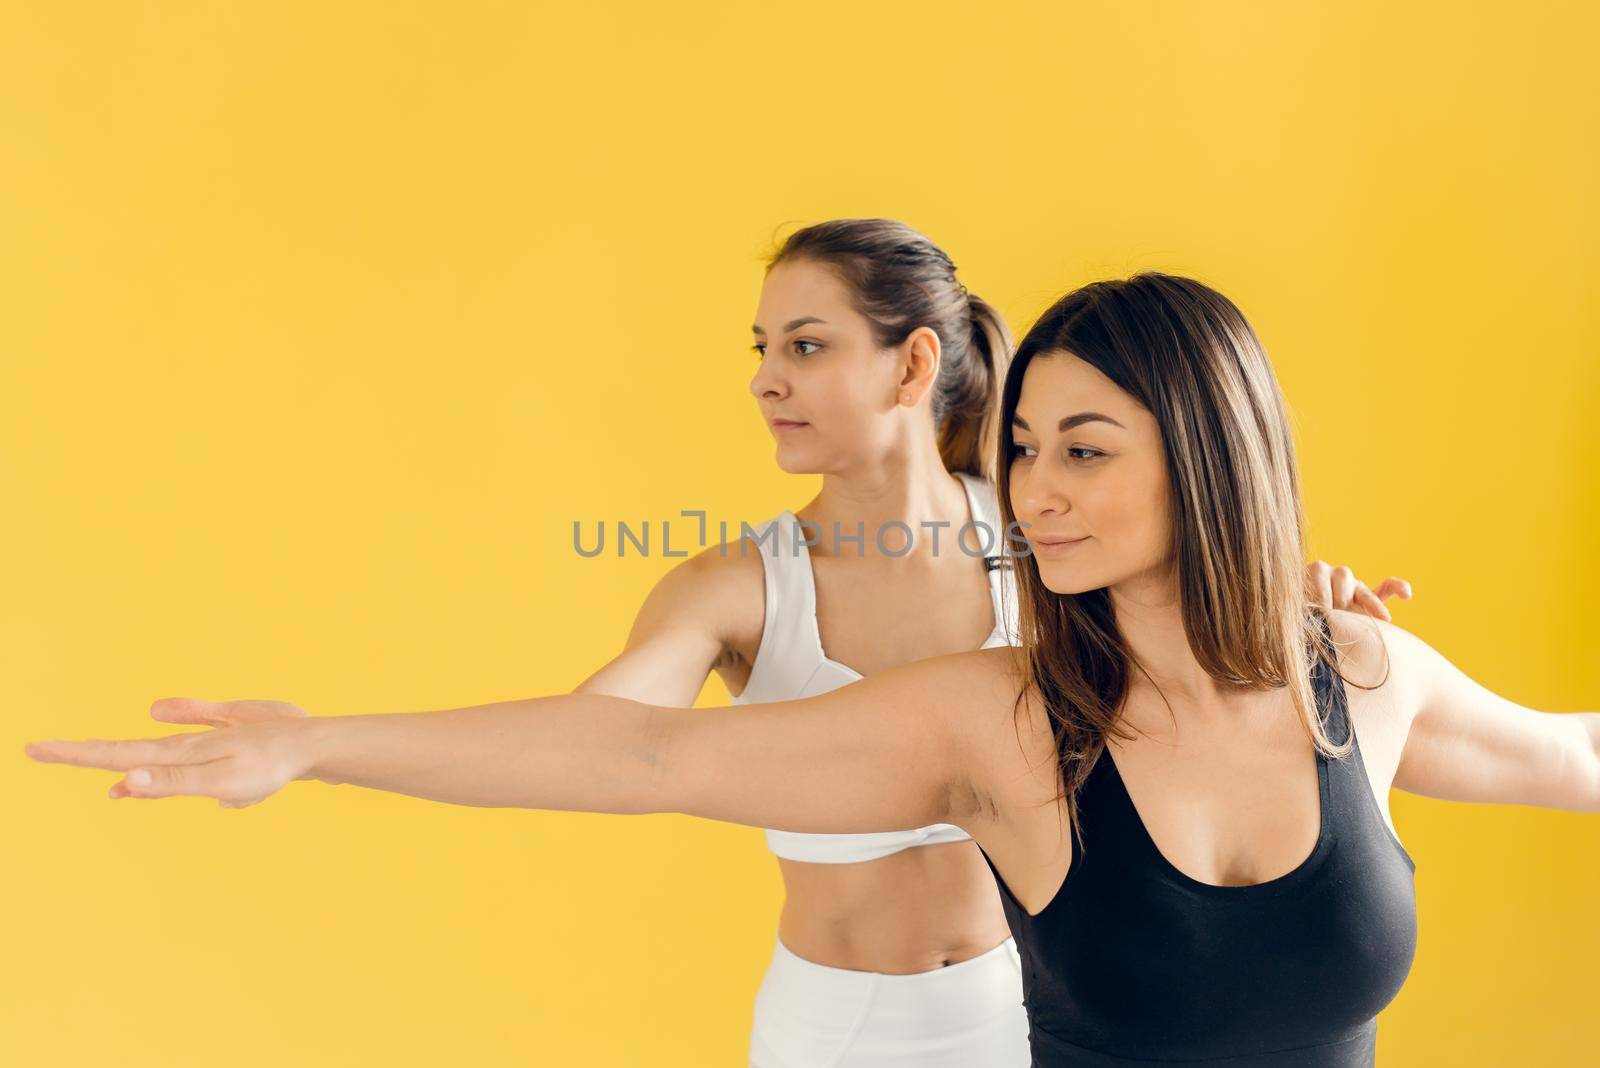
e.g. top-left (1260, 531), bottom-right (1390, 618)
top-left (780, 511), bottom-right (827, 654)
top-left (957, 471), bottom-right (1020, 643)
top-left (741, 512), bottom-right (827, 693)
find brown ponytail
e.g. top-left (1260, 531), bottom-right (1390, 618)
top-left (768, 219), bottom-right (1013, 479)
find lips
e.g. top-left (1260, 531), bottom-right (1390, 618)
top-left (1028, 533), bottom-right (1091, 557)
top-left (769, 418), bottom-right (809, 430)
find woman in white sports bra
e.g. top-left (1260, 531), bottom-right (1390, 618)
top-left (733, 469), bottom-right (1028, 1066)
top-left (567, 219), bottom-right (1410, 1066)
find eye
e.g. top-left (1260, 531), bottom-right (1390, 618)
top-left (794, 339), bottom-right (821, 356)
top-left (1068, 447), bottom-right (1106, 461)
top-left (750, 343), bottom-right (766, 358)
top-left (1010, 442), bottom-right (1038, 459)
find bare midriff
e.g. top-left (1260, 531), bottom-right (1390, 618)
top-left (773, 839), bottom-right (1013, 974)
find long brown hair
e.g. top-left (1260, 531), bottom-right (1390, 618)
top-left (995, 272), bottom-right (1357, 846)
top-left (768, 219), bottom-right (1013, 480)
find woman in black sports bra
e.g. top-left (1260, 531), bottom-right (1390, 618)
top-left (30, 272), bottom-right (1597, 1066)
top-left (979, 609), bottom-right (1418, 1066)
top-left (967, 274), bottom-right (1428, 1065)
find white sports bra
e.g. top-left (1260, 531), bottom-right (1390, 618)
top-left (729, 471), bottom-right (1021, 864)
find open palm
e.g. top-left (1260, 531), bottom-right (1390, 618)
top-left (24, 697), bottom-right (313, 808)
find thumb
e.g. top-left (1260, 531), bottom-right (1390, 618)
top-left (115, 762), bottom-right (234, 801)
top-left (150, 697), bottom-right (308, 727)
top-left (149, 697), bottom-right (231, 727)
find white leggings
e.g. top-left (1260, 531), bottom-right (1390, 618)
top-left (748, 936), bottom-right (1031, 1068)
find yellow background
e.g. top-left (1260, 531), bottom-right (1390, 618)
top-left (4, 2), bottom-right (1596, 1064)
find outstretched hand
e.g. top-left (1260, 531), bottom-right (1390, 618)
top-left (1304, 560), bottom-right (1412, 621)
top-left (24, 697), bottom-right (315, 808)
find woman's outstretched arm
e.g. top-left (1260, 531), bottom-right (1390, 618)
top-left (23, 648), bottom-right (1015, 834)
top-left (570, 544), bottom-right (760, 706)
top-left (1334, 610), bottom-right (1599, 811)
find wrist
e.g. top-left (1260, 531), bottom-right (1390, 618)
top-left (292, 716), bottom-right (341, 785)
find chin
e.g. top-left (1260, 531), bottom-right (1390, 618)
top-left (1041, 576), bottom-right (1110, 597)
top-left (773, 446), bottom-right (823, 475)
top-left (1034, 559), bottom-right (1117, 597)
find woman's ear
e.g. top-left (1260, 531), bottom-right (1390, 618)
top-left (898, 326), bottom-right (943, 405)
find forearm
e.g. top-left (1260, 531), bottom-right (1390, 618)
top-left (299, 694), bottom-right (675, 812)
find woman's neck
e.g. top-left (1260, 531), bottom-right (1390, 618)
top-left (1110, 571), bottom-right (1238, 707)
top-left (800, 441), bottom-right (970, 560)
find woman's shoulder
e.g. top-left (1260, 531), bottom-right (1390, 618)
top-left (912, 646), bottom-right (1056, 809)
top-left (1322, 608), bottom-right (1434, 693)
top-left (1321, 608), bottom-right (1430, 765)
top-left (1323, 608), bottom-right (1390, 682)
top-left (839, 645), bottom-right (1032, 755)
top-left (850, 644), bottom-right (1027, 706)
top-left (627, 533), bottom-right (771, 657)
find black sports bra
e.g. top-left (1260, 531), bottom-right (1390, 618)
top-left (979, 614), bottom-right (1418, 1065)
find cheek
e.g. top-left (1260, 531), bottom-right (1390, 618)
top-left (825, 371), bottom-right (896, 433)
top-left (804, 360), bottom-right (875, 413)
top-left (1085, 462), bottom-right (1171, 558)
top-left (1128, 467), bottom-right (1173, 563)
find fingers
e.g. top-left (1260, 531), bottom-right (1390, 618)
top-left (24, 733), bottom-right (197, 771)
top-left (1372, 577), bottom-right (1413, 602)
top-left (1306, 562), bottom-right (1411, 618)
top-left (1328, 566), bottom-right (1357, 610)
top-left (1352, 585), bottom-right (1392, 622)
top-left (1305, 560), bottom-right (1334, 610)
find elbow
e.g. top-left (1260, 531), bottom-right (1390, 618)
top-left (633, 704), bottom-right (688, 816)
top-left (631, 705), bottom-right (735, 822)
top-left (561, 694), bottom-right (687, 817)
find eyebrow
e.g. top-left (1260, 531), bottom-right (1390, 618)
top-left (752, 316), bottom-right (828, 335)
top-left (1011, 412), bottom-right (1127, 432)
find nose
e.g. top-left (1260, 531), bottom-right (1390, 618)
top-left (1011, 454), bottom-right (1071, 527)
top-left (748, 355), bottom-right (788, 403)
